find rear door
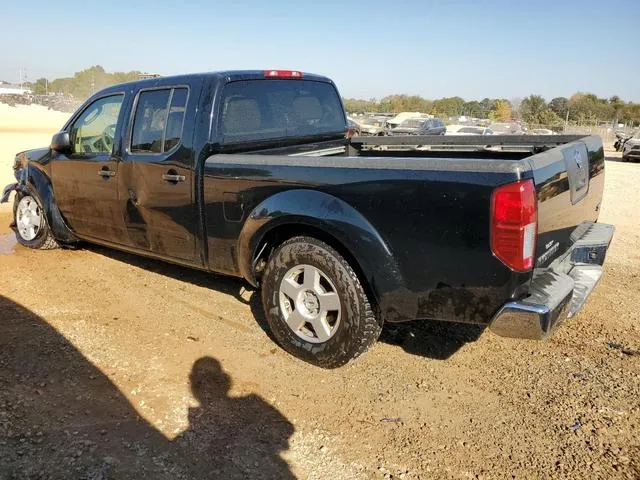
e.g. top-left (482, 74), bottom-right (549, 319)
top-left (51, 93), bottom-right (126, 243)
top-left (118, 85), bottom-right (198, 262)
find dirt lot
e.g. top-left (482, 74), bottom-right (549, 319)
top-left (0, 130), bottom-right (638, 478)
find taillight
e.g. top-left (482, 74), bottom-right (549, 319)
top-left (491, 179), bottom-right (537, 272)
top-left (264, 70), bottom-right (303, 79)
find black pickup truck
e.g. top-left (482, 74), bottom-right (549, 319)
top-left (2, 70), bottom-right (614, 368)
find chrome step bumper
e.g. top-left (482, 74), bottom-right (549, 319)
top-left (490, 222), bottom-right (614, 340)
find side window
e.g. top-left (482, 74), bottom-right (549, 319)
top-left (69, 95), bottom-right (123, 154)
top-left (164, 88), bottom-right (188, 151)
top-left (131, 87), bottom-right (188, 154)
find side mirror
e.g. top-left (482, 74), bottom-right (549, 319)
top-left (51, 131), bottom-right (71, 153)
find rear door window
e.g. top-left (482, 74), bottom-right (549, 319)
top-left (218, 80), bottom-right (345, 144)
top-left (131, 87), bottom-right (188, 154)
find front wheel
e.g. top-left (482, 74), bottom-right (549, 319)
top-left (261, 236), bottom-right (381, 368)
top-left (13, 194), bottom-right (59, 250)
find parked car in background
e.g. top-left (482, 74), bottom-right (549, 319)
top-left (346, 118), bottom-right (361, 138)
top-left (445, 126), bottom-right (494, 136)
top-left (622, 130), bottom-right (640, 162)
top-left (355, 117), bottom-right (388, 136)
top-left (490, 122), bottom-right (523, 135)
top-left (386, 112), bottom-right (429, 129)
top-left (614, 130), bottom-right (633, 153)
top-left (390, 117), bottom-right (446, 135)
top-left (529, 128), bottom-right (556, 135)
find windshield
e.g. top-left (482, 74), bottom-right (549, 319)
top-left (400, 119), bottom-right (425, 128)
top-left (359, 118), bottom-right (382, 126)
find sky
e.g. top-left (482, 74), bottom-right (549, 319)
top-left (1, 0), bottom-right (639, 102)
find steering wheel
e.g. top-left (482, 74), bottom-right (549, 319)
top-left (101, 124), bottom-right (117, 152)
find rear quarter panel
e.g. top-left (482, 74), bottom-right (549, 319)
top-left (202, 155), bottom-right (532, 324)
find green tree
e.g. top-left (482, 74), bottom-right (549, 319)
top-left (536, 109), bottom-right (563, 127)
top-left (30, 78), bottom-right (49, 95)
top-left (461, 100), bottom-right (482, 117)
top-left (519, 95), bottom-right (547, 123)
top-left (479, 98), bottom-right (494, 118)
top-left (548, 97), bottom-right (569, 118)
top-left (609, 95), bottom-right (625, 124)
top-left (622, 102), bottom-right (640, 126)
top-left (343, 98), bottom-right (377, 114)
top-left (431, 96), bottom-right (465, 117)
top-left (48, 65), bottom-right (142, 99)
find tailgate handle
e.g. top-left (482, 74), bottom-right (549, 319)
top-left (98, 169), bottom-right (116, 177)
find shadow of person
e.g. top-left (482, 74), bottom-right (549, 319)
top-left (174, 357), bottom-right (295, 479)
top-left (0, 295), bottom-right (295, 479)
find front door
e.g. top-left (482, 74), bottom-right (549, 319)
top-left (51, 94), bottom-right (126, 243)
top-left (118, 86), bottom-right (197, 262)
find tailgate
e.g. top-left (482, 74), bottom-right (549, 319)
top-left (528, 135), bottom-right (605, 268)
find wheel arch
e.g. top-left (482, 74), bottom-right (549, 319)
top-left (16, 164), bottom-right (76, 243)
top-left (237, 189), bottom-right (406, 322)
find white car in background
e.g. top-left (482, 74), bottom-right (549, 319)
top-left (445, 125), bottom-right (494, 136)
top-left (529, 128), bottom-right (556, 135)
top-left (355, 116), bottom-right (388, 136)
top-left (490, 122), bottom-right (523, 135)
top-left (622, 130), bottom-right (640, 162)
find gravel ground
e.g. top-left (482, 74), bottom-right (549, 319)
top-left (0, 152), bottom-right (638, 479)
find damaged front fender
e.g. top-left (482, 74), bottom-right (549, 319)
top-left (3, 165), bottom-right (77, 244)
top-left (1, 183), bottom-right (20, 203)
top-left (1, 182), bottom-right (29, 204)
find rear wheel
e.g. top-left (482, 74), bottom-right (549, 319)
top-left (261, 236), bottom-right (381, 368)
top-left (13, 194), bottom-right (59, 250)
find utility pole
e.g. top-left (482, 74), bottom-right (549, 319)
top-left (564, 107), bottom-right (570, 132)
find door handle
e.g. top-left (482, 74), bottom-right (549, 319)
top-left (98, 169), bottom-right (116, 177)
top-left (162, 173), bottom-right (186, 183)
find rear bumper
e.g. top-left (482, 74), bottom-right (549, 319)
top-left (490, 222), bottom-right (614, 340)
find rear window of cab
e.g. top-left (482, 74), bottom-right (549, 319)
top-left (217, 80), bottom-right (346, 144)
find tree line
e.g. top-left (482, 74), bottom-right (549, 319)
top-left (23, 65), bottom-right (640, 127)
top-left (26, 65), bottom-right (143, 101)
top-left (344, 93), bottom-right (640, 127)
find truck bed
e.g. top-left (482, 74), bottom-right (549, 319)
top-left (348, 134), bottom-right (587, 158)
top-left (202, 133), bottom-right (605, 326)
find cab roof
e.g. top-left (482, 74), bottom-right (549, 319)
top-left (94, 70), bottom-right (334, 97)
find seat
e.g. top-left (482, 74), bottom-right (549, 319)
top-left (291, 96), bottom-right (323, 124)
top-left (222, 98), bottom-right (262, 136)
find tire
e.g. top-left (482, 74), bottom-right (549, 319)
top-left (261, 236), bottom-right (381, 368)
top-left (13, 193), bottom-right (59, 250)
